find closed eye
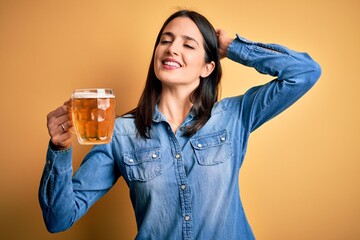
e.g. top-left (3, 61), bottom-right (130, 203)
top-left (160, 40), bottom-right (172, 44)
top-left (184, 44), bottom-right (195, 49)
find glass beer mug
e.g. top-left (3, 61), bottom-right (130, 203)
top-left (72, 88), bottom-right (115, 145)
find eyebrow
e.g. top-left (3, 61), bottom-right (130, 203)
top-left (161, 32), bottom-right (200, 47)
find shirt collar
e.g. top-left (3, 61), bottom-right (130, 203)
top-left (152, 105), bottom-right (166, 123)
top-left (152, 105), bottom-right (196, 123)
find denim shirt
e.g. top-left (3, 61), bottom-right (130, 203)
top-left (39, 35), bottom-right (321, 239)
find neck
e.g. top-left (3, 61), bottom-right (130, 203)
top-left (158, 89), bottom-right (193, 132)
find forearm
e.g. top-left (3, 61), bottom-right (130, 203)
top-left (227, 34), bottom-right (321, 84)
top-left (38, 142), bottom-right (120, 233)
top-left (225, 35), bottom-right (322, 131)
top-left (38, 145), bottom-right (78, 232)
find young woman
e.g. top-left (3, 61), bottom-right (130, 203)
top-left (40, 10), bottom-right (321, 239)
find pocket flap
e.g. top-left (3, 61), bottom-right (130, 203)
top-left (190, 129), bottom-right (228, 150)
top-left (124, 148), bottom-right (161, 165)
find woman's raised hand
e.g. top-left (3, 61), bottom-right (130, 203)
top-left (46, 99), bottom-right (74, 150)
top-left (216, 29), bottom-right (234, 59)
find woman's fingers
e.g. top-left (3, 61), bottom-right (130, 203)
top-left (216, 29), bottom-right (233, 59)
top-left (47, 103), bottom-right (73, 150)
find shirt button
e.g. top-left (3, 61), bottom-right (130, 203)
top-left (180, 184), bottom-right (186, 190)
top-left (184, 215), bottom-right (190, 221)
top-left (152, 154), bottom-right (157, 158)
top-left (220, 137), bottom-right (226, 141)
top-left (175, 154), bottom-right (181, 159)
top-left (197, 143), bottom-right (202, 148)
top-left (129, 159), bottom-right (134, 163)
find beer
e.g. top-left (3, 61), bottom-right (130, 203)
top-left (72, 89), bottom-right (115, 145)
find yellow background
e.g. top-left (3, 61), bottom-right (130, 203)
top-left (1, 0), bottom-right (359, 239)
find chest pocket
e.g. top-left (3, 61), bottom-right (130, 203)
top-left (123, 147), bottom-right (162, 181)
top-left (190, 129), bottom-right (232, 166)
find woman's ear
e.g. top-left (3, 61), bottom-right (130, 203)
top-left (200, 61), bottom-right (215, 78)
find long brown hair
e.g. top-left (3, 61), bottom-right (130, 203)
top-left (126, 10), bottom-right (222, 138)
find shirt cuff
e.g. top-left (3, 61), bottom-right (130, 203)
top-left (226, 34), bottom-right (253, 65)
top-left (46, 142), bottom-right (72, 173)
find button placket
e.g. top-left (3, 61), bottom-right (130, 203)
top-left (170, 134), bottom-right (193, 239)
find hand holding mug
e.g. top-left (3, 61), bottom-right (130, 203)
top-left (47, 99), bottom-right (73, 150)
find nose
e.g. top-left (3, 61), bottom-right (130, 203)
top-left (166, 41), bottom-right (179, 56)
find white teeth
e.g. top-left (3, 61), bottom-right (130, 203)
top-left (164, 61), bottom-right (181, 68)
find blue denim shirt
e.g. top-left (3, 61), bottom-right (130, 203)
top-left (39, 35), bottom-right (321, 239)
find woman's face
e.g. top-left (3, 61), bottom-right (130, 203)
top-left (154, 17), bottom-right (214, 90)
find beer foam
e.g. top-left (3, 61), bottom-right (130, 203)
top-left (73, 90), bottom-right (114, 99)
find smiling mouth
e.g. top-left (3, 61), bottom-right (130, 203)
top-left (163, 61), bottom-right (182, 68)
